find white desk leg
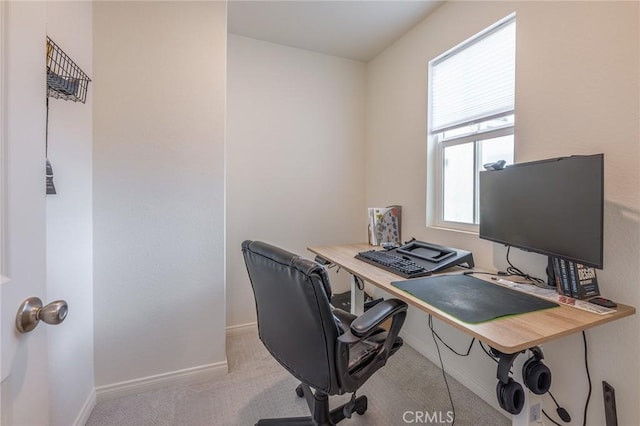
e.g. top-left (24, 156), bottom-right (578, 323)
top-left (496, 349), bottom-right (545, 426)
top-left (350, 275), bottom-right (365, 316)
top-left (511, 390), bottom-right (542, 426)
top-left (511, 351), bottom-right (544, 426)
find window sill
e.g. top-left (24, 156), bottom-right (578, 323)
top-left (427, 223), bottom-right (479, 236)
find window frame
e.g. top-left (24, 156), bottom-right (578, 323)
top-left (427, 14), bottom-right (516, 233)
top-left (434, 122), bottom-right (514, 232)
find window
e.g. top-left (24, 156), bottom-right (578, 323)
top-left (428, 15), bottom-right (516, 231)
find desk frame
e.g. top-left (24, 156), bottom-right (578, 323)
top-left (309, 243), bottom-right (635, 426)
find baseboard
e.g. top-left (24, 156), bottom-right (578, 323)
top-left (73, 388), bottom-right (96, 426)
top-left (95, 361), bottom-right (228, 403)
top-left (400, 330), bottom-right (506, 417)
top-left (93, 324), bottom-right (255, 404)
top-left (226, 321), bottom-right (257, 335)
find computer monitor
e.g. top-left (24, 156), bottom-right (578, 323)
top-left (479, 154), bottom-right (604, 269)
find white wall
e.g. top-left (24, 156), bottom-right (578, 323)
top-left (226, 35), bottom-right (367, 327)
top-left (93, 1), bottom-right (227, 389)
top-left (367, 1), bottom-right (639, 424)
top-left (45, 2), bottom-right (95, 424)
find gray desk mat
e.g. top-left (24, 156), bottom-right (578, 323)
top-left (391, 274), bottom-right (558, 324)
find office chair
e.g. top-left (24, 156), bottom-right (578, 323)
top-left (241, 240), bottom-right (408, 425)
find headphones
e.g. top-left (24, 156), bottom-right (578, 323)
top-left (495, 346), bottom-right (551, 415)
top-left (496, 376), bottom-right (525, 415)
top-left (521, 346), bottom-right (552, 395)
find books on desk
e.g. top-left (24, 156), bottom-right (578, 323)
top-left (550, 257), bottom-right (600, 299)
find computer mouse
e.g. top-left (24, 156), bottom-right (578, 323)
top-left (588, 297), bottom-right (617, 308)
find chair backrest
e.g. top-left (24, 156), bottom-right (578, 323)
top-left (241, 240), bottom-right (341, 394)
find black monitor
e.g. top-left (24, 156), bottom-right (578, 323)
top-left (479, 154), bottom-right (604, 269)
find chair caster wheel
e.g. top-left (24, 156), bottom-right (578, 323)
top-left (295, 384), bottom-right (304, 398)
top-left (355, 396), bottom-right (368, 415)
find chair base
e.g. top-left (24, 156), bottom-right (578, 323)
top-left (255, 384), bottom-right (368, 426)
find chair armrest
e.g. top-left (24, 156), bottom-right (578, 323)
top-left (350, 298), bottom-right (407, 338)
top-left (338, 299), bottom-right (407, 344)
top-left (336, 298), bottom-right (407, 392)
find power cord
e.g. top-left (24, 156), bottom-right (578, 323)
top-left (464, 249), bottom-right (552, 289)
top-left (505, 246), bottom-right (553, 289)
top-left (427, 316), bottom-right (477, 425)
top-left (477, 341), bottom-right (514, 379)
top-left (536, 334), bottom-right (589, 426)
top-left (582, 331), bottom-right (591, 426)
top-left (428, 315), bottom-right (457, 425)
top-left (428, 315), bottom-right (475, 356)
top-left (353, 275), bottom-right (364, 291)
top-left (542, 332), bottom-right (591, 425)
top-left (478, 341), bottom-right (499, 364)
top-left (462, 271), bottom-right (509, 278)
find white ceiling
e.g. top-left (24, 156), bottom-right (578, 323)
top-left (227, 1), bottom-right (444, 62)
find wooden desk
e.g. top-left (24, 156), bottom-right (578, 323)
top-left (308, 243), bottom-right (636, 354)
top-left (309, 243), bottom-right (636, 426)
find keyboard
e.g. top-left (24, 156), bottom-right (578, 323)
top-left (355, 250), bottom-right (432, 278)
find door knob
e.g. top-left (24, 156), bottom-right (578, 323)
top-left (15, 297), bottom-right (68, 333)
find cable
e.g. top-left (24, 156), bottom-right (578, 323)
top-left (478, 341), bottom-right (499, 364)
top-left (541, 332), bottom-right (590, 426)
top-left (582, 331), bottom-right (591, 426)
top-left (463, 271), bottom-right (509, 277)
top-left (505, 246), bottom-right (553, 288)
top-left (429, 315), bottom-right (456, 425)
top-left (428, 315), bottom-right (475, 357)
top-left (505, 246), bottom-right (545, 284)
top-left (353, 275), bottom-right (364, 291)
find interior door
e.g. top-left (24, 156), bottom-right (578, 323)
top-left (1, 2), bottom-right (51, 424)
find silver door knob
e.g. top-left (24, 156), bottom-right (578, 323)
top-left (16, 297), bottom-right (68, 333)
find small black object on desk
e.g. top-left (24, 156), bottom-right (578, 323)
top-left (588, 297), bottom-right (617, 308)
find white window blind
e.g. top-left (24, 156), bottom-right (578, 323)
top-left (430, 18), bottom-right (515, 133)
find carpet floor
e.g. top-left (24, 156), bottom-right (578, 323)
top-left (86, 326), bottom-right (509, 425)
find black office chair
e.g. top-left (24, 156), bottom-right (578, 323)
top-left (241, 240), bottom-right (408, 425)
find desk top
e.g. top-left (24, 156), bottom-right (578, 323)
top-left (308, 243), bottom-right (636, 354)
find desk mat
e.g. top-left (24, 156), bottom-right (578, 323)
top-left (391, 274), bottom-right (558, 324)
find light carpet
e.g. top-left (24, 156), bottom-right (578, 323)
top-left (86, 326), bottom-right (509, 425)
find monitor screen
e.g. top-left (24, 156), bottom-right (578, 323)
top-left (479, 154), bottom-right (604, 269)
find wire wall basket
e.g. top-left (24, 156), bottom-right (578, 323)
top-left (46, 36), bottom-right (91, 103)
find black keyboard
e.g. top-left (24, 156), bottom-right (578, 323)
top-left (355, 250), bottom-right (432, 278)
